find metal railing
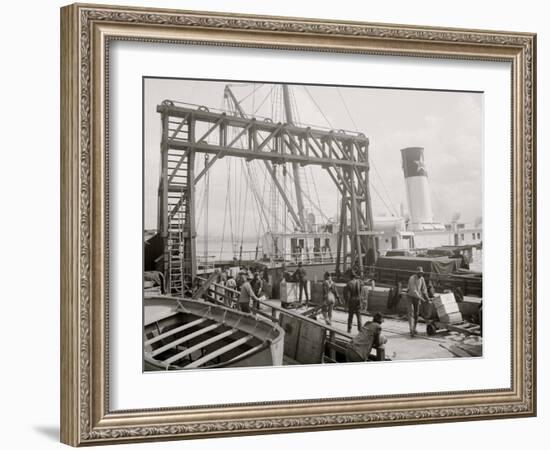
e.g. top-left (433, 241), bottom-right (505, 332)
top-left (195, 250), bottom-right (337, 267)
top-left (196, 276), bottom-right (383, 362)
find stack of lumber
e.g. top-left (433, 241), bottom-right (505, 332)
top-left (433, 293), bottom-right (463, 324)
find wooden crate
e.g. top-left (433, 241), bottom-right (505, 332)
top-left (433, 293), bottom-right (462, 321)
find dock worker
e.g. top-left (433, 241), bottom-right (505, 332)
top-left (236, 270), bottom-right (247, 290)
top-left (250, 271), bottom-right (263, 310)
top-left (345, 270), bottom-right (363, 333)
top-left (406, 266), bottom-right (429, 337)
top-left (346, 312), bottom-right (386, 362)
top-left (294, 262), bottom-right (309, 306)
top-left (218, 267), bottom-right (228, 285)
top-left (238, 278), bottom-right (261, 314)
top-left (322, 272), bottom-right (339, 326)
top-left (224, 275), bottom-right (237, 306)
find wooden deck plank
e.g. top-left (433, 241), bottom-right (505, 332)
top-left (145, 318), bottom-right (207, 346)
top-left (163, 329), bottom-right (238, 365)
top-left (185, 335), bottom-right (254, 369)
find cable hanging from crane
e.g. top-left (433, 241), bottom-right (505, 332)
top-left (218, 83), bottom-right (372, 263)
top-left (238, 159), bottom-right (251, 262)
top-left (248, 83), bottom-right (267, 259)
top-left (222, 85), bottom-right (290, 262)
top-left (204, 154), bottom-right (210, 265)
top-left (219, 160), bottom-right (232, 261)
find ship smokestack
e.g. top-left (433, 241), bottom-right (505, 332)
top-left (401, 147), bottom-right (434, 229)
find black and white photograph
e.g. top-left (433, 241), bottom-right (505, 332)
top-left (1, 0), bottom-right (543, 446)
top-left (143, 78), bottom-right (483, 372)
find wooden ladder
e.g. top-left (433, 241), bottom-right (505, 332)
top-left (162, 115), bottom-right (195, 295)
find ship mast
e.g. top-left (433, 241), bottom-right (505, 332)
top-left (282, 85), bottom-right (306, 232)
top-left (223, 85), bottom-right (303, 233)
top-left (217, 83), bottom-right (375, 273)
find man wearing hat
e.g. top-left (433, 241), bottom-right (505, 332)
top-left (237, 277), bottom-right (261, 314)
top-left (250, 271), bottom-right (264, 310)
top-left (236, 269), bottom-right (247, 291)
top-left (346, 312), bottom-right (386, 361)
top-left (294, 262), bottom-right (309, 306)
top-left (406, 266), bottom-right (429, 337)
top-left (224, 274), bottom-right (237, 306)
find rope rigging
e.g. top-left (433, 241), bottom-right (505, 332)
top-left (238, 160), bottom-right (251, 248)
top-left (303, 85), bottom-right (335, 130)
top-left (283, 168), bottom-right (331, 222)
top-left (227, 159), bottom-right (235, 257)
top-left (219, 160), bottom-right (231, 261)
top-left (204, 155), bottom-right (210, 264)
top-left (249, 84), bottom-right (268, 257)
top-left (235, 83), bottom-right (263, 106)
top-left (220, 86), bottom-right (290, 261)
top-left (196, 83), bottom-right (382, 265)
top-left (336, 87), bottom-right (399, 217)
top-left (288, 86), bottom-right (329, 227)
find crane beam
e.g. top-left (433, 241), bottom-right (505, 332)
top-left (157, 103), bottom-right (369, 169)
top-left (157, 94), bottom-right (375, 281)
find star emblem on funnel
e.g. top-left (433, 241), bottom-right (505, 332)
top-left (414, 156), bottom-right (427, 176)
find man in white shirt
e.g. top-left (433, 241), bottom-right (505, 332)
top-left (238, 279), bottom-right (261, 314)
top-left (406, 266), bottom-right (429, 337)
top-left (224, 275), bottom-right (237, 307)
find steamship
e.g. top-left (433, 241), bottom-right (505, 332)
top-left (261, 145), bottom-right (482, 267)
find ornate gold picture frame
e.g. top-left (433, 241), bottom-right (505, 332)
top-left (60, 3), bottom-right (536, 446)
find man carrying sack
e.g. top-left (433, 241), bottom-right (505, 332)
top-left (406, 266), bottom-right (429, 337)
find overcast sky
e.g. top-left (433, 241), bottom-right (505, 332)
top-left (144, 78), bottom-right (482, 239)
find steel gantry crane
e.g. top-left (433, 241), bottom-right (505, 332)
top-left (157, 89), bottom-right (376, 295)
